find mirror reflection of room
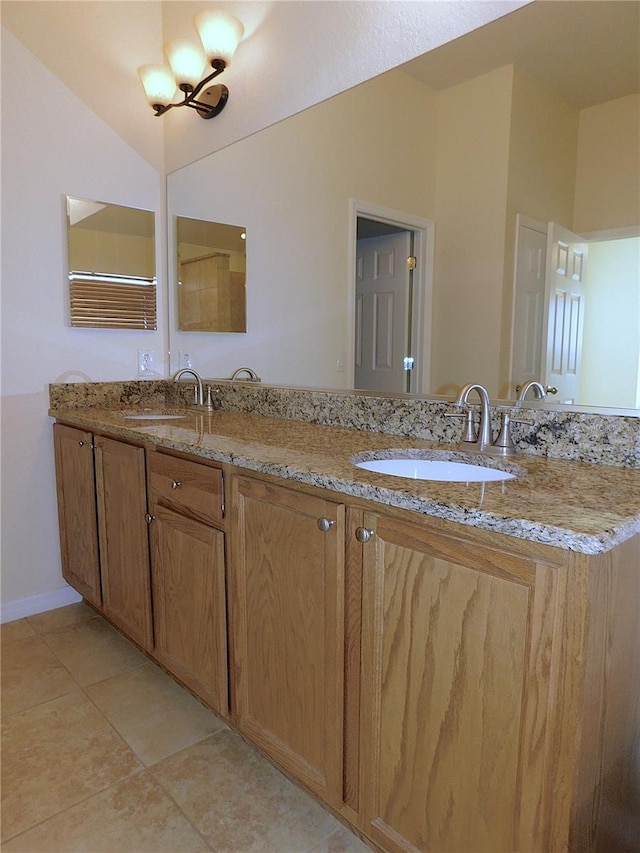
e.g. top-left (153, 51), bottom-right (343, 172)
top-left (66, 196), bottom-right (156, 330)
top-left (166, 1), bottom-right (639, 410)
top-left (177, 216), bottom-right (246, 333)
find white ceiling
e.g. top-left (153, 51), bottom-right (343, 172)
top-left (403, 1), bottom-right (640, 108)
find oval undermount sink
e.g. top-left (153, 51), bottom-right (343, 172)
top-left (122, 413), bottom-right (187, 421)
top-left (355, 458), bottom-right (516, 482)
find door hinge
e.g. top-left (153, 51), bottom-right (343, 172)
top-left (406, 256), bottom-right (417, 270)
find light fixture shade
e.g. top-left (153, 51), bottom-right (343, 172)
top-left (163, 38), bottom-right (206, 89)
top-left (138, 64), bottom-right (178, 106)
top-left (194, 10), bottom-right (244, 65)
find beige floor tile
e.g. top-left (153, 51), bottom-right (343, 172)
top-left (308, 826), bottom-right (374, 852)
top-left (27, 601), bottom-right (96, 634)
top-left (1, 690), bottom-right (142, 841)
top-left (42, 616), bottom-right (146, 686)
top-left (1, 619), bottom-right (36, 644)
top-left (153, 729), bottom-right (342, 853)
top-left (86, 660), bottom-right (227, 766)
top-left (0, 635), bottom-right (78, 716)
top-left (3, 771), bottom-right (211, 853)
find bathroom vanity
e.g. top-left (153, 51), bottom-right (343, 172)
top-left (50, 389), bottom-right (640, 853)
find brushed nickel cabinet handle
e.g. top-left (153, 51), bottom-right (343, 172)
top-left (145, 513), bottom-right (155, 524)
top-left (317, 517), bottom-right (335, 532)
top-left (355, 527), bottom-right (374, 543)
top-left (171, 480), bottom-right (182, 489)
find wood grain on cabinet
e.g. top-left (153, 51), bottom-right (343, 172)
top-left (358, 512), bottom-right (556, 853)
top-left (53, 423), bottom-right (102, 607)
top-left (566, 536), bottom-right (640, 852)
top-left (94, 435), bottom-right (153, 651)
top-left (229, 474), bottom-right (346, 807)
top-left (149, 502), bottom-right (228, 715)
top-left (147, 452), bottom-right (223, 525)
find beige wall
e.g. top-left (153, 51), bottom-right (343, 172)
top-left (573, 94), bottom-right (640, 234)
top-left (498, 66), bottom-right (579, 395)
top-left (431, 66), bottom-right (513, 397)
top-left (168, 68), bottom-right (437, 388)
top-left (68, 229), bottom-right (155, 278)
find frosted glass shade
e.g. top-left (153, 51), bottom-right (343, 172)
top-left (164, 39), bottom-right (207, 89)
top-left (138, 64), bottom-right (177, 106)
top-left (194, 10), bottom-right (244, 65)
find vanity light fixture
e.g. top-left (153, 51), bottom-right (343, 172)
top-left (138, 10), bottom-right (244, 120)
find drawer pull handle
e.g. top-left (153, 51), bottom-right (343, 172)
top-left (145, 513), bottom-right (155, 524)
top-left (317, 517), bottom-right (335, 532)
top-left (355, 527), bottom-right (374, 543)
top-left (171, 480), bottom-right (182, 489)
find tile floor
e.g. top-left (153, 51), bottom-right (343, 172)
top-left (1, 603), bottom-right (372, 852)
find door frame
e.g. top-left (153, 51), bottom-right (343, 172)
top-left (347, 199), bottom-right (434, 394)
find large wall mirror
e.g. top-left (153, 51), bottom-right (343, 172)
top-left (167, 1), bottom-right (639, 413)
top-left (177, 216), bottom-right (246, 332)
top-left (66, 196), bottom-right (156, 330)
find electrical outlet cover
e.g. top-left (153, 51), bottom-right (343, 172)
top-left (137, 350), bottom-right (155, 378)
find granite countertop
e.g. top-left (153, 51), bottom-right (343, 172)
top-left (50, 405), bottom-right (640, 555)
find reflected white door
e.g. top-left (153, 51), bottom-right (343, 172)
top-left (542, 223), bottom-right (588, 404)
top-left (511, 217), bottom-right (547, 395)
top-left (354, 232), bottom-right (411, 392)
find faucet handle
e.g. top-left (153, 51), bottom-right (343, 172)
top-left (491, 412), bottom-right (535, 457)
top-left (445, 409), bottom-right (477, 444)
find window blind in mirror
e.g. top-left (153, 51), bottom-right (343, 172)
top-left (69, 273), bottom-right (157, 330)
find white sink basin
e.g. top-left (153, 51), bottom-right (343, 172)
top-left (355, 458), bottom-right (516, 482)
top-left (122, 413), bottom-right (186, 421)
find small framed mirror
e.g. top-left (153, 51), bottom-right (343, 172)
top-left (66, 196), bottom-right (156, 330)
top-left (177, 216), bottom-right (246, 332)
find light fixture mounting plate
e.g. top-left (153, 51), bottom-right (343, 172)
top-left (196, 83), bottom-right (229, 119)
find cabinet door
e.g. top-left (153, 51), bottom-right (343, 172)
top-left (359, 513), bottom-right (556, 853)
top-left (150, 503), bottom-right (228, 715)
top-left (53, 424), bottom-right (101, 607)
top-left (94, 435), bottom-right (153, 651)
top-left (229, 475), bottom-right (345, 807)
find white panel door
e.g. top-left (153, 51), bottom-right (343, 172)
top-left (511, 218), bottom-right (547, 395)
top-left (543, 223), bottom-right (588, 404)
top-left (354, 232), bottom-right (411, 392)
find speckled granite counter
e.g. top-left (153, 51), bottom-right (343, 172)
top-left (49, 405), bottom-right (640, 556)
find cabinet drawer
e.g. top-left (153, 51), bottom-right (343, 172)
top-left (148, 452), bottom-right (223, 525)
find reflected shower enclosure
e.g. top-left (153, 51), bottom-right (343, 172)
top-left (177, 216), bottom-right (246, 333)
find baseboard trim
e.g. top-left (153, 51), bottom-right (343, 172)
top-left (0, 586), bottom-right (82, 624)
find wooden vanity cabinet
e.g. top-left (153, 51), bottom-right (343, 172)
top-left (228, 474), bottom-right (346, 808)
top-left (357, 511), bottom-right (559, 853)
top-left (356, 513), bottom-right (640, 853)
top-left (93, 434), bottom-right (153, 651)
top-left (228, 471), bottom-right (640, 852)
top-left (54, 425), bottom-right (639, 852)
top-left (53, 423), bottom-right (102, 608)
top-left (147, 451), bottom-right (228, 715)
top-left (53, 425), bottom-right (153, 650)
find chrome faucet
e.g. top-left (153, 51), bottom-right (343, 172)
top-left (229, 367), bottom-right (260, 382)
top-left (453, 383), bottom-right (494, 452)
top-left (516, 380), bottom-right (546, 404)
top-left (173, 368), bottom-right (204, 406)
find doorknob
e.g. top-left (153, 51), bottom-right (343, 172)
top-left (317, 517), bottom-right (335, 532)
